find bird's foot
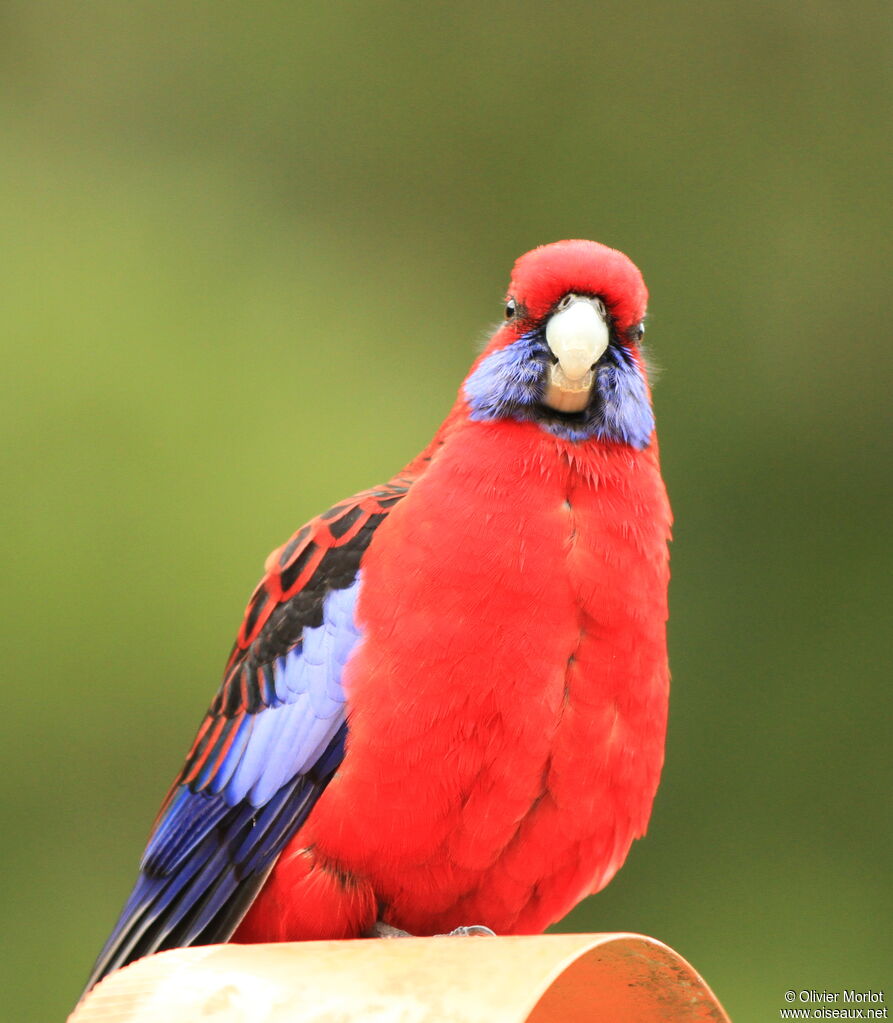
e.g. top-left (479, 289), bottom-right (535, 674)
top-left (366, 920), bottom-right (496, 938)
top-left (367, 921), bottom-right (413, 938)
top-left (437, 925), bottom-right (496, 937)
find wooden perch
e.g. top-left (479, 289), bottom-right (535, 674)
top-left (69, 932), bottom-right (731, 1022)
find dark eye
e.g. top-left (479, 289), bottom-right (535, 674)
top-left (504, 298), bottom-right (516, 320)
top-left (628, 322), bottom-right (645, 343)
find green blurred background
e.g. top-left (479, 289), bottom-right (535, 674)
top-left (2, 2), bottom-right (890, 1019)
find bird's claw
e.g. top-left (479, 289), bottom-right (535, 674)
top-left (368, 920), bottom-right (496, 938)
top-left (438, 925), bottom-right (496, 937)
top-left (367, 921), bottom-right (413, 938)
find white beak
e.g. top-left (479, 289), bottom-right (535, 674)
top-left (543, 298), bottom-right (610, 412)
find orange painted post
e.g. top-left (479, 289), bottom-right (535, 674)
top-left (70, 933), bottom-right (731, 1023)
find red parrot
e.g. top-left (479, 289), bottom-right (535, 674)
top-left (84, 239), bottom-right (671, 992)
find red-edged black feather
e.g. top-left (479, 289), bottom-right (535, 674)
top-left (83, 476), bottom-right (413, 994)
top-left (178, 477), bottom-right (412, 794)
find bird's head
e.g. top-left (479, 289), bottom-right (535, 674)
top-left (463, 240), bottom-right (654, 447)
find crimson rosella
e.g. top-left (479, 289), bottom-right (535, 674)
top-left (84, 239), bottom-right (672, 992)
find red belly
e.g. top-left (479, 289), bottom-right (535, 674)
top-left (236, 420), bottom-right (670, 942)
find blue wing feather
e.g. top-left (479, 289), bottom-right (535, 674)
top-left (83, 578), bottom-right (361, 991)
top-left (83, 478), bottom-right (414, 996)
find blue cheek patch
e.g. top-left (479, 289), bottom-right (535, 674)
top-left (589, 357), bottom-right (655, 449)
top-left (464, 332), bottom-right (546, 420)
top-left (464, 331), bottom-right (654, 449)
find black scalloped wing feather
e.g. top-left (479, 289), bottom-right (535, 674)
top-left (177, 477), bottom-right (411, 793)
top-left (82, 478), bottom-right (411, 994)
